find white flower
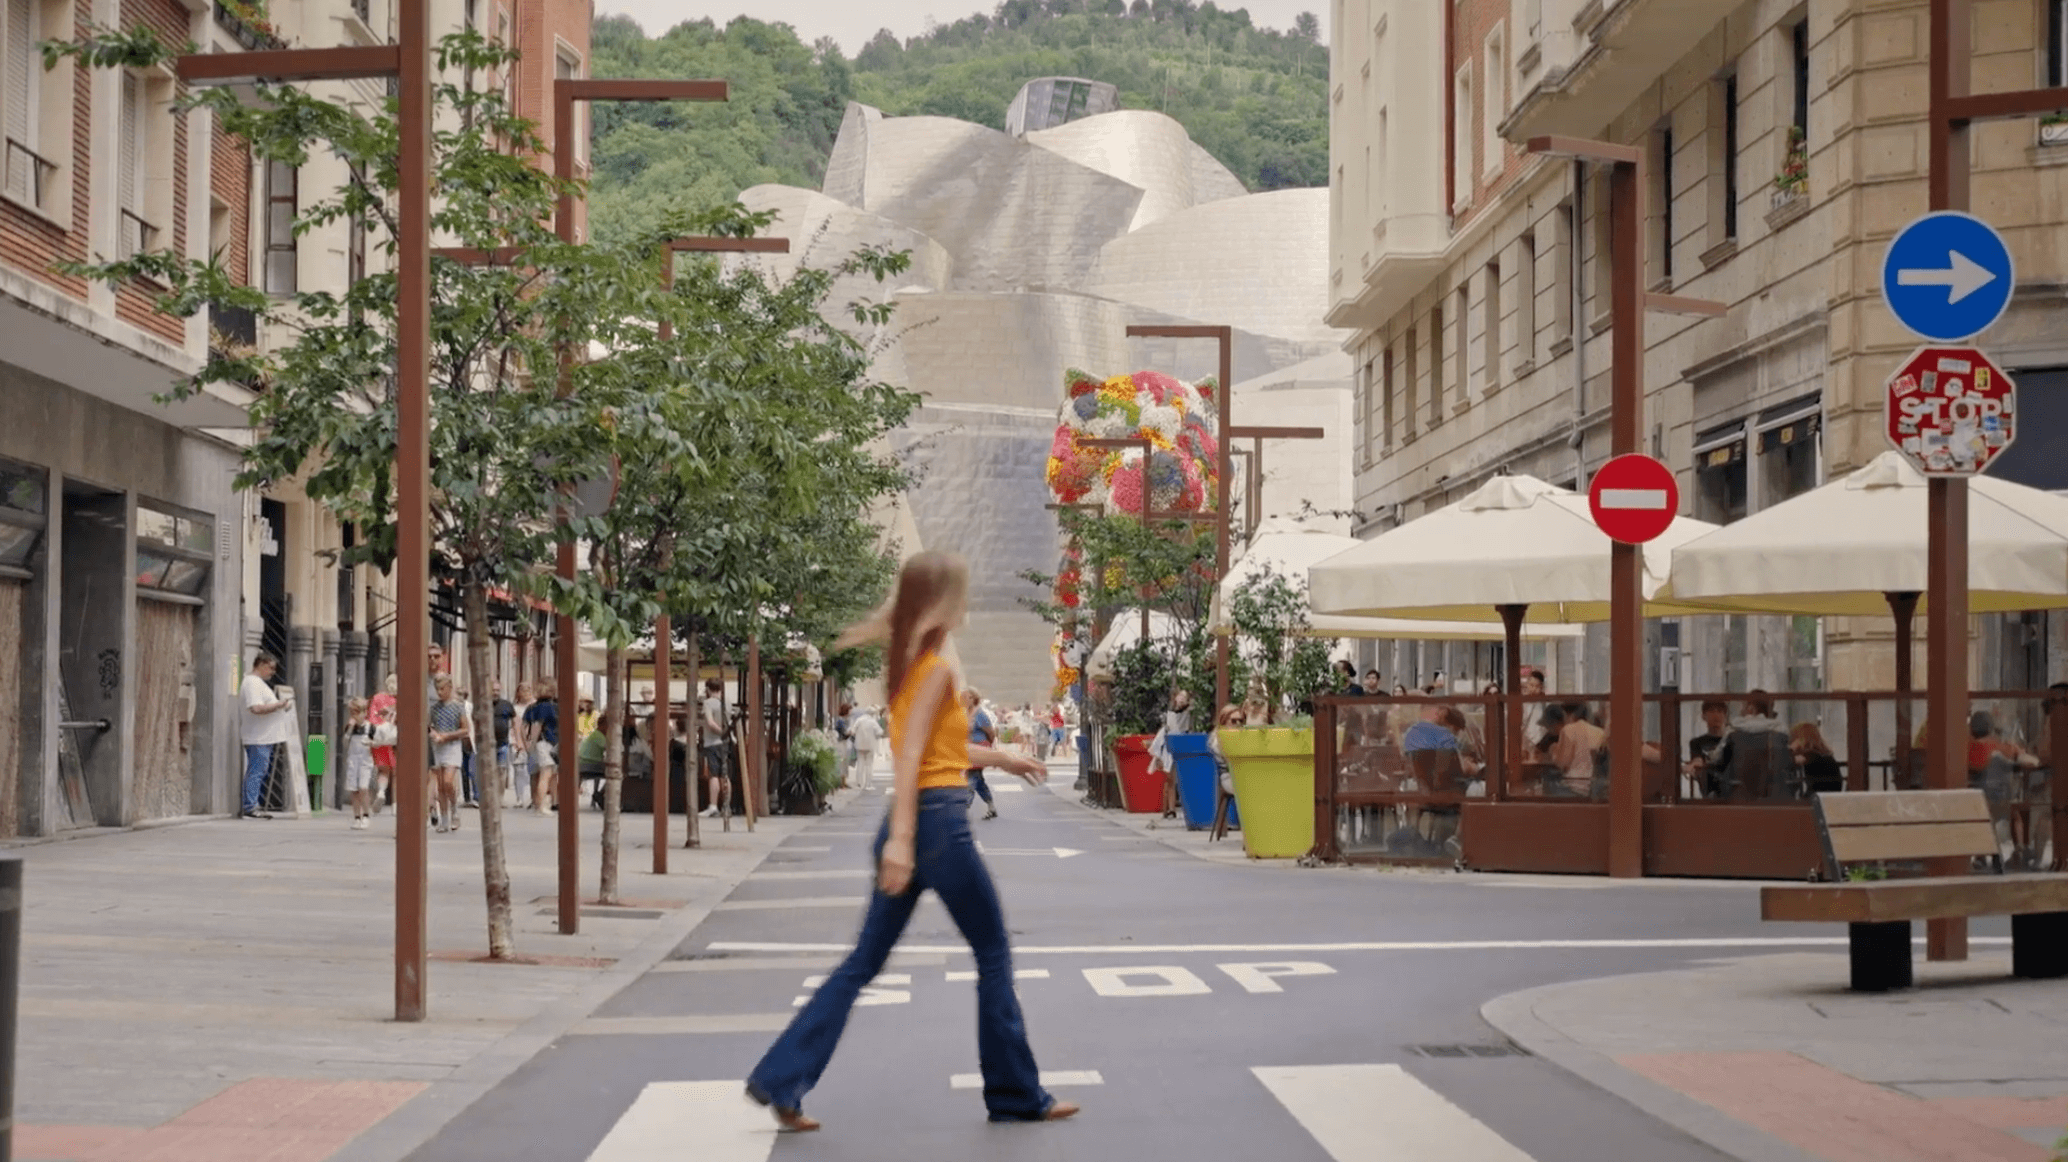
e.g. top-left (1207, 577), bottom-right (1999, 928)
top-left (1085, 475), bottom-right (1111, 506)
top-left (1140, 404), bottom-right (1181, 438)
top-left (1089, 411), bottom-right (1132, 438)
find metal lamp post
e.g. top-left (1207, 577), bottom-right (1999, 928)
top-left (1521, 136), bottom-right (1723, 879)
top-left (178, 24), bottom-right (433, 1020)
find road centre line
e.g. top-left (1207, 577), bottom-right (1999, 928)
top-left (746, 869), bottom-right (872, 881)
top-left (654, 953), bottom-right (950, 973)
top-left (707, 936), bottom-right (2012, 956)
top-left (945, 968), bottom-right (1050, 982)
top-left (570, 1015), bottom-right (792, 1036)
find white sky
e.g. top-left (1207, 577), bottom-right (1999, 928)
top-left (594, 0), bottom-right (1323, 57)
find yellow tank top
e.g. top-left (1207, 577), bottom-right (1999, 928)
top-left (890, 651), bottom-right (971, 791)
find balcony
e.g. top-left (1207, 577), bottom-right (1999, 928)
top-left (1503, 0), bottom-right (1743, 141)
top-left (3, 138), bottom-right (58, 213)
top-left (213, 1), bottom-right (285, 50)
top-left (116, 209), bottom-right (159, 262)
top-left (208, 302), bottom-right (259, 353)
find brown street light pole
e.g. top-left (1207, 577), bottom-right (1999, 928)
top-left (548, 77), bottom-right (726, 936)
top-left (1124, 325), bottom-right (1233, 710)
top-left (1525, 136), bottom-right (1723, 879)
top-left (1919, 0), bottom-right (2068, 957)
top-left (179, 23), bottom-right (430, 1020)
top-left (653, 234), bottom-right (788, 869)
top-left (1223, 425), bottom-right (1325, 540)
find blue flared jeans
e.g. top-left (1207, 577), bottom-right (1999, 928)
top-left (746, 787), bottom-right (1052, 1120)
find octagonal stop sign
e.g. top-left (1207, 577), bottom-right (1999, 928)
top-left (1884, 345), bottom-right (2016, 476)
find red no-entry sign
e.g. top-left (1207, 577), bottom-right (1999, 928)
top-left (1589, 454), bottom-right (1680, 545)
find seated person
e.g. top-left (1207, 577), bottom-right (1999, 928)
top-left (1685, 700), bottom-right (1731, 798)
top-left (1548, 703), bottom-right (1604, 798)
top-left (1706, 693), bottom-right (1792, 800)
top-left (1789, 721), bottom-right (1844, 796)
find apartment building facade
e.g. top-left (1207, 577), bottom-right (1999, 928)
top-left (0, 0), bottom-right (587, 836)
top-left (1328, 0), bottom-right (2068, 699)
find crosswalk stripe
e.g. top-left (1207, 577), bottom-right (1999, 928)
top-left (949, 1069), bottom-right (1102, 1090)
top-left (586, 1081), bottom-right (774, 1162)
top-left (1253, 1065), bottom-right (1535, 1162)
top-left (747, 869), bottom-right (871, 881)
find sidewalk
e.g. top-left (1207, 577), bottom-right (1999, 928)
top-left (7, 790), bottom-right (855, 1162)
top-left (1484, 949), bottom-right (2068, 1162)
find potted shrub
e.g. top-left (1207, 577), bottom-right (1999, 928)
top-left (1108, 640), bottom-right (1171, 813)
top-left (1218, 566), bottom-right (1338, 857)
top-left (1770, 125), bottom-right (1809, 209)
top-left (779, 731), bottom-right (840, 815)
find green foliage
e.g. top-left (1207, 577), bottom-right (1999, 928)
top-left (587, 4), bottom-right (1326, 242)
top-left (1108, 640), bottom-right (1172, 737)
top-left (1226, 564), bottom-right (1336, 722)
top-left (790, 731), bottom-right (842, 795)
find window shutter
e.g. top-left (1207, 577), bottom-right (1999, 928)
top-left (118, 72), bottom-right (138, 213)
top-left (5, 0), bottom-right (33, 162)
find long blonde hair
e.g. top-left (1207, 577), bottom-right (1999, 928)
top-left (837, 551), bottom-right (969, 699)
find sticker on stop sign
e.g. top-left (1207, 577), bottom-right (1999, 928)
top-left (1589, 454), bottom-right (1680, 545)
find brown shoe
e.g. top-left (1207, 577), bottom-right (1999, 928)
top-left (1043, 1100), bottom-right (1081, 1121)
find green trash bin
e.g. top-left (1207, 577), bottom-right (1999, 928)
top-left (305, 735), bottom-right (328, 814)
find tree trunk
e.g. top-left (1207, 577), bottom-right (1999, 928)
top-left (599, 642), bottom-right (625, 905)
top-left (684, 628), bottom-right (700, 850)
top-left (463, 581), bottom-right (516, 959)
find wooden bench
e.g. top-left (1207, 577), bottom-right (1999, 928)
top-left (1763, 789), bottom-right (2068, 992)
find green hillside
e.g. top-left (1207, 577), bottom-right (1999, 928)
top-left (588, 2), bottom-right (1327, 243)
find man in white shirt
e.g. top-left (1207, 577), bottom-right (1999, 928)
top-left (699, 679), bottom-right (730, 819)
top-left (850, 708), bottom-right (882, 781)
top-left (239, 652), bottom-right (293, 819)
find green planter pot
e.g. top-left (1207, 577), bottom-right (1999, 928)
top-left (1217, 727), bottom-right (1315, 858)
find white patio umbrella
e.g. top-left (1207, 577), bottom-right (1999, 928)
top-left (1213, 518), bottom-right (1580, 643)
top-left (1308, 474), bottom-right (1719, 774)
top-left (1085, 610), bottom-right (1183, 681)
top-left (1668, 449), bottom-right (2068, 737)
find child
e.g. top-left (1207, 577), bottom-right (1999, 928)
top-left (344, 697), bottom-right (376, 830)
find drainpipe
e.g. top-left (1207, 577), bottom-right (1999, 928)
top-left (1569, 159), bottom-right (1588, 490)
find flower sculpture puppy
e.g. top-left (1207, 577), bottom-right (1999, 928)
top-left (1046, 368), bottom-right (1220, 517)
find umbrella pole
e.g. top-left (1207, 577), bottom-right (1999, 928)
top-left (1887, 591), bottom-right (1920, 790)
top-left (1499, 604), bottom-right (1527, 802)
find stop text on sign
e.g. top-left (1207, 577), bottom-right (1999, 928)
top-left (1883, 344), bottom-right (2016, 477)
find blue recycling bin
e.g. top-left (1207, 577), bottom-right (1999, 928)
top-left (1167, 733), bottom-right (1238, 832)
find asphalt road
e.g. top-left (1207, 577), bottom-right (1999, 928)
top-left (404, 769), bottom-right (1813, 1162)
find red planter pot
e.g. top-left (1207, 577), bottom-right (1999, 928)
top-left (1114, 734), bottom-right (1162, 814)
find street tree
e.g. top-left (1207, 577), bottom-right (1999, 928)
top-left (50, 27), bottom-right (662, 958)
top-left (558, 205), bottom-right (915, 894)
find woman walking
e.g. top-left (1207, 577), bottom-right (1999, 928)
top-left (744, 552), bottom-right (1078, 1131)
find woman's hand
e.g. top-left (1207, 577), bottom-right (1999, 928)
top-left (878, 834), bottom-right (916, 896)
top-left (1007, 754), bottom-right (1048, 786)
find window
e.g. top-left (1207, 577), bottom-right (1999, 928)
top-left (3, 0), bottom-right (37, 205)
top-left (1360, 358), bottom-right (1375, 467)
top-left (1552, 203), bottom-right (1574, 340)
top-left (1453, 286), bottom-right (1469, 405)
top-left (1482, 260), bottom-right (1502, 391)
top-left (136, 505), bottom-right (213, 597)
top-left (1587, 168), bottom-right (1612, 324)
top-left (555, 46), bottom-right (586, 168)
top-left (1483, 26), bottom-right (1506, 180)
top-left (1451, 64), bottom-right (1472, 209)
top-left (1403, 328), bottom-right (1418, 439)
top-left (1656, 123), bottom-right (1675, 284)
top-left (1376, 108), bottom-right (1388, 215)
top-left (1791, 20), bottom-right (1810, 142)
top-left (2051, 0), bottom-right (2066, 86)
top-left (1694, 427), bottom-right (1748, 524)
top-left (0, 461), bottom-right (45, 573)
top-left (116, 72), bottom-right (155, 259)
top-left (1515, 233), bottom-right (1537, 366)
top-left (1382, 345), bottom-right (1395, 450)
top-left (1716, 74), bottom-right (1739, 242)
top-left (264, 158), bottom-right (297, 295)
top-left (1428, 304), bottom-right (1445, 425)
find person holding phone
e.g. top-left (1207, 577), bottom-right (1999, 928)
top-left (743, 551), bottom-right (1078, 1132)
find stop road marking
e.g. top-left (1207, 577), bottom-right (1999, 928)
top-left (1082, 961), bottom-right (1337, 997)
top-left (1220, 961), bottom-right (1337, 994)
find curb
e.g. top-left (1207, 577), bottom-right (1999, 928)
top-left (1480, 978), bottom-right (1825, 1162)
top-left (327, 788), bottom-right (863, 1162)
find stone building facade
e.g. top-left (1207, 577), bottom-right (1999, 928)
top-left (742, 100), bottom-right (1355, 706)
top-left (1328, 0), bottom-right (2068, 701)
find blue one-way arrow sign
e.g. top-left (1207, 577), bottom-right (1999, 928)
top-left (1881, 211), bottom-right (2014, 341)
